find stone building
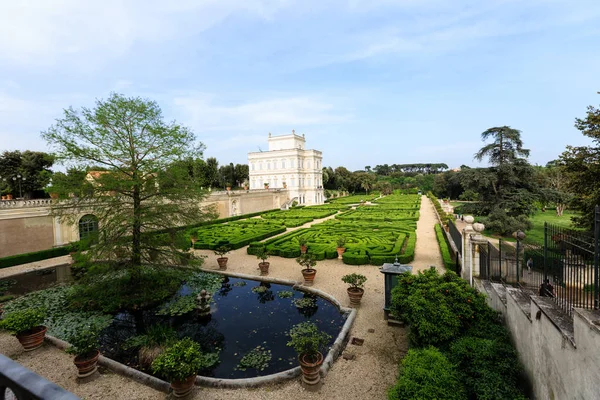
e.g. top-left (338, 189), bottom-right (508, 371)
top-left (247, 131), bottom-right (325, 205)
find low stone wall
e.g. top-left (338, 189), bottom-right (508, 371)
top-left (475, 279), bottom-right (600, 400)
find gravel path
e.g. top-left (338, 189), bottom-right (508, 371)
top-left (0, 196), bottom-right (445, 400)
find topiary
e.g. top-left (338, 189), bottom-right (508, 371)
top-left (287, 322), bottom-right (331, 363)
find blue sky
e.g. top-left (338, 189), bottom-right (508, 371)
top-left (1, 0), bottom-right (599, 171)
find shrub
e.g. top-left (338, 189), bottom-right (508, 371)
top-left (448, 336), bottom-right (525, 400)
top-left (296, 253), bottom-right (317, 270)
top-left (152, 338), bottom-right (217, 381)
top-left (435, 224), bottom-right (455, 270)
top-left (387, 347), bottom-right (466, 400)
top-left (390, 268), bottom-right (494, 348)
top-left (341, 273), bottom-right (367, 289)
top-left (0, 308), bottom-right (46, 334)
top-left (287, 322), bottom-right (332, 361)
top-left (64, 316), bottom-right (107, 356)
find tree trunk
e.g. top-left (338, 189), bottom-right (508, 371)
top-left (132, 182), bottom-right (142, 268)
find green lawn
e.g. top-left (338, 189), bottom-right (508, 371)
top-left (525, 210), bottom-right (581, 244)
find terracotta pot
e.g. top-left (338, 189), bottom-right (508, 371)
top-left (171, 375), bottom-right (196, 398)
top-left (258, 261), bottom-right (270, 276)
top-left (336, 247), bottom-right (345, 259)
top-left (299, 351), bottom-right (323, 385)
top-left (16, 326), bottom-right (47, 351)
top-left (49, 192), bottom-right (59, 199)
top-left (347, 287), bottom-right (365, 306)
top-left (301, 269), bottom-right (316, 286)
top-left (6, 194), bottom-right (13, 200)
top-left (74, 349), bottom-right (100, 378)
top-left (300, 245), bottom-right (307, 254)
top-left (226, 186), bottom-right (231, 191)
top-left (217, 257), bottom-right (228, 270)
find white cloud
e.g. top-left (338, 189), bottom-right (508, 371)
top-left (172, 93), bottom-right (350, 131)
top-left (0, 0), bottom-right (293, 68)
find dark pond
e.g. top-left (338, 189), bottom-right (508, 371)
top-left (100, 276), bottom-right (347, 379)
top-left (0, 265), bottom-right (72, 296)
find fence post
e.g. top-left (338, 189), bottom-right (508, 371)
top-left (594, 205), bottom-right (599, 310)
top-left (487, 241), bottom-right (491, 279)
top-left (544, 222), bottom-right (548, 282)
top-left (499, 238), bottom-right (502, 280)
top-left (516, 238), bottom-right (520, 284)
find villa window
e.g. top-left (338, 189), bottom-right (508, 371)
top-left (79, 214), bottom-right (99, 241)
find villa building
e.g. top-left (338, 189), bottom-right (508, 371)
top-left (248, 131), bottom-right (325, 205)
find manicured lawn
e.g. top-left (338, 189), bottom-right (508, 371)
top-left (525, 210), bottom-right (581, 244)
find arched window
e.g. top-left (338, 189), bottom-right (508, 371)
top-left (79, 214), bottom-right (99, 241)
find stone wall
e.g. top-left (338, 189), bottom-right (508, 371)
top-left (0, 190), bottom-right (288, 258)
top-left (475, 279), bottom-right (600, 400)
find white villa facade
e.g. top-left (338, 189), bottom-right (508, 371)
top-left (248, 131), bottom-right (325, 205)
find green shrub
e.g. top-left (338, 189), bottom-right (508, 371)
top-left (64, 315), bottom-right (109, 356)
top-left (152, 338), bottom-right (218, 381)
top-left (435, 224), bottom-right (455, 270)
top-left (390, 268), bottom-right (495, 348)
top-left (448, 336), bottom-right (525, 400)
top-left (0, 308), bottom-right (46, 334)
top-left (388, 347), bottom-right (466, 400)
top-left (286, 322), bottom-right (332, 360)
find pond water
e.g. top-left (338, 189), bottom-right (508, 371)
top-left (100, 276), bottom-right (347, 379)
top-left (0, 265), bottom-right (72, 296)
top-left (1, 268), bottom-right (347, 379)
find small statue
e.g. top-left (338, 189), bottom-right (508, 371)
top-left (196, 289), bottom-right (212, 316)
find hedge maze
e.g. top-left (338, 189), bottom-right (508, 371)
top-left (191, 220), bottom-right (286, 250)
top-left (248, 193), bottom-right (421, 266)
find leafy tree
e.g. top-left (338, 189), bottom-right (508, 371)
top-left (202, 157), bottom-right (220, 188)
top-left (48, 167), bottom-right (93, 198)
top-left (474, 126), bottom-right (530, 167)
top-left (0, 150), bottom-right (55, 198)
top-left (560, 95), bottom-right (600, 229)
top-left (42, 93), bottom-right (216, 273)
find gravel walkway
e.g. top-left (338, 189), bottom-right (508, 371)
top-left (0, 196), bottom-right (445, 400)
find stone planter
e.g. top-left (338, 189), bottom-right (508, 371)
top-left (301, 269), bottom-right (316, 286)
top-left (217, 257), bottom-right (228, 270)
top-left (170, 375), bottom-right (196, 398)
top-left (299, 351), bottom-right (323, 385)
top-left (74, 349), bottom-right (100, 378)
top-left (16, 326), bottom-right (47, 351)
top-left (347, 287), bottom-right (365, 306)
top-left (258, 262), bottom-right (270, 276)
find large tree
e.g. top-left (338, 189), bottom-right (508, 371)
top-left (0, 150), bottom-right (55, 198)
top-left (467, 126), bottom-right (536, 234)
top-left (560, 94), bottom-right (600, 229)
top-left (42, 93), bottom-right (216, 271)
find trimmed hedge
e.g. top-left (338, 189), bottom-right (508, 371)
top-left (191, 220), bottom-right (286, 250)
top-left (435, 224), bottom-right (454, 270)
top-left (0, 242), bottom-right (82, 269)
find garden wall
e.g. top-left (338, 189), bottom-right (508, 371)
top-left (475, 279), bottom-right (600, 400)
top-left (0, 190), bottom-right (288, 258)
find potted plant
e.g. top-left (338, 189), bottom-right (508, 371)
top-left (152, 338), bottom-right (207, 398)
top-left (336, 237), bottom-right (347, 259)
top-left (0, 308), bottom-right (47, 351)
top-left (341, 273), bottom-right (367, 306)
top-left (65, 324), bottom-right (103, 378)
top-left (282, 181), bottom-right (287, 189)
top-left (255, 246), bottom-right (271, 276)
top-left (298, 235), bottom-right (308, 254)
top-left (264, 182), bottom-right (269, 190)
top-left (296, 253), bottom-right (317, 286)
top-left (214, 245), bottom-right (230, 270)
top-left (287, 322), bottom-right (332, 385)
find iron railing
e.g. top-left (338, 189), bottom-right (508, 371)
top-left (480, 206), bottom-right (600, 316)
top-left (448, 220), bottom-right (462, 256)
top-left (0, 354), bottom-right (80, 400)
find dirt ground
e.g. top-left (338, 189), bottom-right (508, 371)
top-left (0, 196), bottom-right (443, 400)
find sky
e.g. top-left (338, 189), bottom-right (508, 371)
top-left (1, 0), bottom-right (599, 171)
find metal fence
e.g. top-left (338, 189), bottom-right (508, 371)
top-left (448, 220), bottom-right (462, 256)
top-left (480, 206), bottom-right (600, 316)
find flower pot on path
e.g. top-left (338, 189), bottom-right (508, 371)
top-left (170, 375), bottom-right (196, 398)
top-left (217, 257), bottom-right (228, 270)
top-left (16, 326), bottom-right (47, 351)
top-left (74, 349), bottom-right (100, 378)
top-left (347, 287), bottom-right (365, 306)
top-left (299, 352), bottom-right (323, 385)
top-left (259, 261), bottom-right (270, 276)
top-left (301, 269), bottom-right (316, 286)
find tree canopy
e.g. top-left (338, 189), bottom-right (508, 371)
top-left (42, 93), bottom-right (216, 269)
top-left (0, 150), bottom-right (55, 198)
